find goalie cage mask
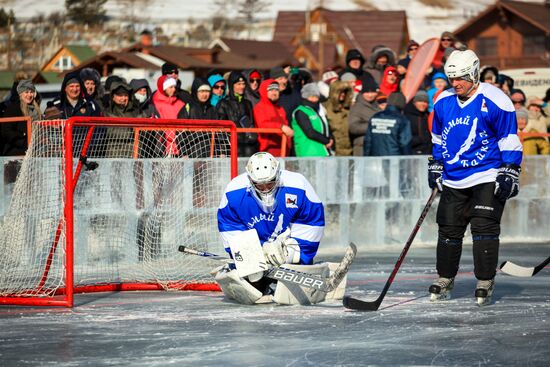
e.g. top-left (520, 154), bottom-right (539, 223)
top-left (246, 152), bottom-right (281, 211)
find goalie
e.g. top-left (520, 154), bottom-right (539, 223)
top-left (216, 152), bottom-right (338, 305)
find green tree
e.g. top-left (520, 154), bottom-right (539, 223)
top-left (65, 0), bottom-right (108, 25)
top-left (0, 8), bottom-right (16, 29)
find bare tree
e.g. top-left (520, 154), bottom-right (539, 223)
top-left (237, 0), bottom-right (271, 38)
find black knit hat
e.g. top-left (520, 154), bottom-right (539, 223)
top-left (345, 49), bottom-right (365, 65)
top-left (161, 62), bottom-right (179, 75)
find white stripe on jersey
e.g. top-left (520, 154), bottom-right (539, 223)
top-left (498, 134), bottom-right (523, 152)
top-left (290, 223), bottom-right (324, 242)
top-left (478, 83), bottom-right (515, 112)
top-left (279, 170), bottom-right (322, 203)
top-left (431, 133), bottom-right (442, 145)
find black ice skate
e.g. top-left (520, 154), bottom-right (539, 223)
top-left (429, 277), bottom-right (454, 301)
top-left (475, 279), bottom-right (495, 306)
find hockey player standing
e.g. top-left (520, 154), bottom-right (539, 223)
top-left (428, 50), bottom-right (523, 306)
top-left (216, 152), bottom-right (330, 305)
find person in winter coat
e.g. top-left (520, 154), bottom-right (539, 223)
top-left (130, 79), bottom-right (159, 118)
top-left (1, 79), bottom-right (42, 155)
top-left (152, 75), bottom-right (187, 156)
top-left (364, 92), bottom-right (412, 156)
top-left (243, 69), bottom-right (262, 107)
top-left (379, 66), bottom-right (399, 98)
top-left (80, 68), bottom-right (105, 112)
top-left (404, 90), bottom-right (431, 155)
top-left (179, 77), bottom-right (218, 121)
top-left (427, 72), bottom-right (448, 112)
top-left (323, 80), bottom-right (353, 156)
top-left (103, 81), bottom-right (144, 157)
top-left (348, 79), bottom-right (381, 156)
top-left (291, 83), bottom-right (333, 157)
top-left (45, 71), bottom-right (101, 120)
top-left (517, 107), bottom-right (549, 155)
top-left (176, 77), bottom-right (226, 158)
top-left (216, 71), bottom-right (258, 157)
top-left (208, 74), bottom-right (227, 108)
top-left (365, 45), bottom-right (396, 85)
top-left (253, 79), bottom-right (293, 157)
top-left (270, 66), bottom-right (301, 124)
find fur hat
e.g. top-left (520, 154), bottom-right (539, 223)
top-left (16, 79), bottom-right (35, 94)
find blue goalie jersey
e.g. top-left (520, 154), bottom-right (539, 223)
top-left (217, 170), bottom-right (325, 265)
top-left (432, 82), bottom-right (523, 188)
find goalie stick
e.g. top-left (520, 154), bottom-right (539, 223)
top-left (343, 189), bottom-right (438, 311)
top-left (499, 256), bottom-right (550, 277)
top-left (178, 243), bottom-right (357, 292)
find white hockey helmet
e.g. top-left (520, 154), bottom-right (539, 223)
top-left (246, 152), bottom-right (281, 209)
top-left (444, 49), bottom-right (480, 85)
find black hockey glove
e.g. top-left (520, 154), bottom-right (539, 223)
top-left (428, 158), bottom-right (444, 192)
top-left (494, 164), bottom-right (521, 201)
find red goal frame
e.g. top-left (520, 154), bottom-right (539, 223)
top-left (0, 117), bottom-right (238, 307)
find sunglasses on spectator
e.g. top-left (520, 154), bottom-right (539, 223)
top-left (408, 47), bottom-right (418, 51)
top-left (387, 71), bottom-right (396, 75)
top-left (249, 78), bottom-right (261, 84)
top-left (441, 38), bottom-right (452, 42)
top-left (213, 85), bottom-right (225, 90)
top-left (512, 99), bottom-right (525, 104)
top-left (167, 70), bottom-right (179, 75)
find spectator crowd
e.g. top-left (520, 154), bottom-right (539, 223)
top-left (0, 31), bottom-right (549, 158)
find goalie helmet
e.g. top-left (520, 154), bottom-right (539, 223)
top-left (246, 152), bottom-right (281, 210)
top-left (444, 49), bottom-right (480, 85)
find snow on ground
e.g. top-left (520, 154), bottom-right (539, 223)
top-left (5, 0), bottom-right (525, 42)
top-left (0, 243), bottom-right (548, 366)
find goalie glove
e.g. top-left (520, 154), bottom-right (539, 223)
top-left (428, 157), bottom-right (444, 192)
top-left (494, 164), bottom-right (521, 201)
top-left (263, 235), bottom-right (301, 267)
top-left (263, 237), bottom-right (287, 267)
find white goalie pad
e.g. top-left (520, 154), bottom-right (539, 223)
top-left (325, 262), bottom-right (348, 301)
top-left (214, 265), bottom-right (272, 305)
top-left (229, 229), bottom-right (268, 279)
top-left (273, 263), bottom-right (330, 305)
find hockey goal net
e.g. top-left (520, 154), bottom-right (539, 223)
top-left (0, 117), bottom-right (238, 307)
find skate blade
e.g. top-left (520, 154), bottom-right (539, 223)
top-left (430, 292), bottom-right (451, 302)
top-left (476, 296), bottom-right (492, 307)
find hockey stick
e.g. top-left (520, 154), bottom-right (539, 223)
top-left (499, 256), bottom-right (550, 277)
top-left (179, 243), bottom-right (357, 292)
top-left (343, 189), bottom-right (438, 311)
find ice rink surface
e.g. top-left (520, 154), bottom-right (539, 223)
top-left (1, 243), bottom-right (548, 367)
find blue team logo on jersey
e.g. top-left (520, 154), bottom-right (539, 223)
top-left (285, 194), bottom-right (298, 208)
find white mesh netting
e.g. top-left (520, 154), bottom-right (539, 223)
top-left (0, 119), bottom-right (234, 299)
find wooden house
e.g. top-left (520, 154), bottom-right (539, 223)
top-left (454, 0), bottom-right (550, 69)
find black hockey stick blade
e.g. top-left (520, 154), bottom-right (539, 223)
top-left (343, 189), bottom-right (438, 311)
top-left (499, 255), bottom-right (550, 277)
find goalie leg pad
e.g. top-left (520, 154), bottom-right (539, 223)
top-left (214, 265), bottom-right (268, 305)
top-left (324, 262), bottom-right (348, 300)
top-left (273, 263), bottom-right (330, 305)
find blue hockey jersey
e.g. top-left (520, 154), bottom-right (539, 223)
top-left (431, 82), bottom-right (523, 188)
top-left (217, 170), bottom-right (325, 265)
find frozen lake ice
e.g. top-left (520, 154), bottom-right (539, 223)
top-left (0, 243), bottom-right (548, 366)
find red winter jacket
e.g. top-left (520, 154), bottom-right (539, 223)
top-left (152, 75), bottom-right (186, 155)
top-left (252, 79), bottom-right (289, 156)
